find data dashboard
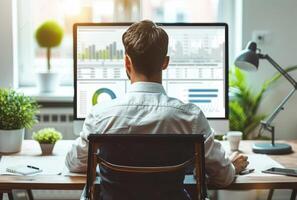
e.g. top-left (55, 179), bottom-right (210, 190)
top-left (75, 24), bottom-right (227, 119)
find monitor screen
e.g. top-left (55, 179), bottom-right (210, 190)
top-left (74, 23), bottom-right (228, 120)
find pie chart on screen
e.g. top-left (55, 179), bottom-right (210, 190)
top-left (92, 88), bottom-right (117, 105)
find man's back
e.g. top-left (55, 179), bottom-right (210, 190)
top-left (87, 82), bottom-right (209, 136)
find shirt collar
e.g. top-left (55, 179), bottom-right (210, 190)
top-left (128, 82), bottom-right (166, 94)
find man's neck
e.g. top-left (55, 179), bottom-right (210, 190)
top-left (130, 73), bottom-right (162, 84)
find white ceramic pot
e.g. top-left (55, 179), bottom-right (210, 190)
top-left (37, 72), bottom-right (60, 93)
top-left (0, 129), bottom-right (25, 153)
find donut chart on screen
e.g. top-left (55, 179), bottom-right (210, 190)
top-left (92, 88), bottom-right (117, 105)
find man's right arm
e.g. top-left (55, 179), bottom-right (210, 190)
top-left (194, 111), bottom-right (235, 187)
top-left (204, 130), bottom-right (236, 187)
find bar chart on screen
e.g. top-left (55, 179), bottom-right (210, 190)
top-left (78, 41), bottom-right (124, 61)
top-left (166, 27), bottom-right (225, 64)
top-left (77, 26), bottom-right (126, 63)
top-left (166, 81), bottom-right (224, 118)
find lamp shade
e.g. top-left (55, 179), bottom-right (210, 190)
top-left (234, 41), bottom-right (259, 71)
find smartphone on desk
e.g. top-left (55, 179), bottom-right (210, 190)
top-left (262, 167), bottom-right (297, 177)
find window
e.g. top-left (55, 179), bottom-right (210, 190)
top-left (17, 0), bottom-right (223, 87)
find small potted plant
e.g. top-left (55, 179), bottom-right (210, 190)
top-left (0, 88), bottom-right (39, 153)
top-left (32, 128), bottom-right (62, 155)
top-left (35, 20), bottom-right (64, 93)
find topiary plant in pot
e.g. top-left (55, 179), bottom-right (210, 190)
top-left (0, 88), bottom-right (39, 153)
top-left (32, 128), bottom-right (62, 155)
top-left (35, 20), bottom-right (64, 93)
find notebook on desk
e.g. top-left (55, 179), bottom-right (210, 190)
top-left (0, 155), bottom-right (65, 175)
top-left (6, 165), bottom-right (43, 175)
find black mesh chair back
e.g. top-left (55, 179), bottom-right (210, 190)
top-left (81, 134), bottom-right (207, 200)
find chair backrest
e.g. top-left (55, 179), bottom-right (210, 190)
top-left (83, 134), bottom-right (206, 200)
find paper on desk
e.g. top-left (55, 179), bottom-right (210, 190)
top-left (0, 155), bottom-right (66, 176)
top-left (61, 166), bottom-right (86, 177)
top-left (245, 154), bottom-right (283, 176)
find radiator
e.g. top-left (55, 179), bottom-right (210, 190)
top-left (25, 108), bottom-right (77, 140)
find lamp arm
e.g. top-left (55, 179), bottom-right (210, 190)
top-left (258, 54), bottom-right (297, 126)
top-left (262, 88), bottom-right (296, 126)
top-left (260, 54), bottom-right (297, 88)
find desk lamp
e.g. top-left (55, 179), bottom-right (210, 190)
top-left (234, 41), bottom-right (295, 154)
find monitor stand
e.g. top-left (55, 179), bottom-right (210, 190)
top-left (208, 119), bottom-right (229, 136)
top-left (73, 120), bottom-right (84, 136)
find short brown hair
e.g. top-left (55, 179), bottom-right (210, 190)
top-left (122, 20), bottom-right (169, 76)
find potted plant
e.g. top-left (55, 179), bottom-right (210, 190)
top-left (229, 65), bottom-right (297, 139)
top-left (32, 128), bottom-right (62, 155)
top-left (0, 89), bottom-right (39, 153)
top-left (35, 20), bottom-right (64, 93)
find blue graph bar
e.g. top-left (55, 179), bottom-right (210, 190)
top-left (188, 89), bottom-right (218, 92)
top-left (188, 94), bottom-right (218, 98)
top-left (189, 100), bottom-right (212, 103)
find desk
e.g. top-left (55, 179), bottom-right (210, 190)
top-left (0, 140), bottom-right (297, 192)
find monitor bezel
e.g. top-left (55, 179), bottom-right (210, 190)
top-left (73, 22), bottom-right (229, 120)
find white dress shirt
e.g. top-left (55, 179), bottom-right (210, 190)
top-left (66, 82), bottom-right (235, 187)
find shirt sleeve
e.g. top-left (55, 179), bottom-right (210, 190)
top-left (194, 111), bottom-right (236, 187)
top-left (204, 129), bottom-right (236, 187)
top-left (65, 111), bottom-right (96, 173)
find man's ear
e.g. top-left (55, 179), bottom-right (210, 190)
top-left (162, 56), bottom-right (170, 70)
top-left (125, 54), bottom-right (132, 73)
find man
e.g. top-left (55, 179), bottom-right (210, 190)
top-left (66, 20), bottom-right (248, 199)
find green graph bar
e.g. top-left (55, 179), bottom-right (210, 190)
top-left (80, 41), bottom-right (124, 60)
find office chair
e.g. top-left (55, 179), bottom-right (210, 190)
top-left (81, 134), bottom-right (207, 200)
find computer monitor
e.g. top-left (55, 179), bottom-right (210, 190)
top-left (73, 23), bottom-right (229, 134)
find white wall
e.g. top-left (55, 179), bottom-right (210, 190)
top-left (0, 0), bottom-right (17, 88)
top-left (241, 0), bottom-right (297, 139)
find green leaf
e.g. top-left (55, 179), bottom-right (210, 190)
top-left (32, 128), bottom-right (62, 144)
top-left (0, 88), bottom-right (39, 130)
top-left (229, 65), bottom-right (297, 139)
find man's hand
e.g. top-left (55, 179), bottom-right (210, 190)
top-left (229, 152), bottom-right (249, 174)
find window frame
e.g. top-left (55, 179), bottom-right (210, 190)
top-left (13, 0), bottom-right (240, 90)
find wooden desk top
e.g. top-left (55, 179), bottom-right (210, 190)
top-left (0, 140), bottom-right (85, 190)
top-left (224, 140), bottom-right (297, 190)
top-left (0, 140), bottom-right (297, 190)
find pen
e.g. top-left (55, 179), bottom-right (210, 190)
top-left (27, 165), bottom-right (40, 170)
top-left (240, 168), bottom-right (255, 175)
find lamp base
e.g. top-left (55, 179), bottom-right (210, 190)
top-left (252, 143), bottom-right (292, 155)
